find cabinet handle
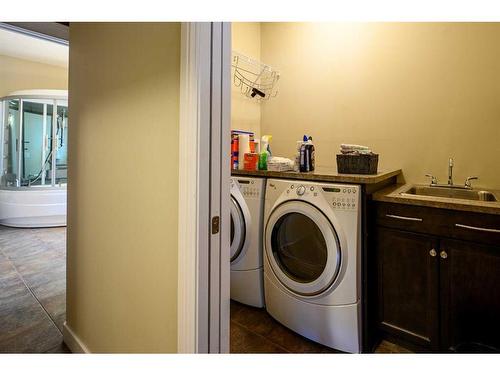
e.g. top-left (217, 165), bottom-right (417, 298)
top-left (440, 250), bottom-right (448, 259)
top-left (386, 214), bottom-right (423, 222)
top-left (455, 223), bottom-right (500, 234)
top-left (429, 249), bottom-right (437, 257)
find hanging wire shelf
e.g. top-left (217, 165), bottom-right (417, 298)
top-left (232, 51), bottom-right (280, 101)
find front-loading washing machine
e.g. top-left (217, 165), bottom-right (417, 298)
top-left (263, 178), bottom-right (361, 353)
top-left (230, 176), bottom-right (266, 308)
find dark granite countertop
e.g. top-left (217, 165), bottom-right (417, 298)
top-left (231, 166), bottom-right (402, 185)
top-left (373, 183), bottom-right (500, 215)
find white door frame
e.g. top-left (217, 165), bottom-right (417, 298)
top-left (178, 22), bottom-right (231, 354)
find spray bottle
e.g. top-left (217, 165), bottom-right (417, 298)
top-left (259, 135), bottom-right (272, 170)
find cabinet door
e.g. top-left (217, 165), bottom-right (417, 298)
top-left (440, 239), bottom-right (500, 352)
top-left (376, 227), bottom-right (440, 350)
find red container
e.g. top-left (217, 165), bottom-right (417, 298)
top-left (243, 153), bottom-right (259, 171)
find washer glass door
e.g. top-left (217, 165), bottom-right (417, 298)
top-left (266, 201), bottom-right (341, 296)
top-left (230, 196), bottom-right (246, 262)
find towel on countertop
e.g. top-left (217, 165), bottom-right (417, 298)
top-left (340, 143), bottom-right (370, 151)
top-left (341, 149), bottom-right (373, 155)
top-left (267, 156), bottom-right (294, 172)
top-left (340, 144), bottom-right (373, 155)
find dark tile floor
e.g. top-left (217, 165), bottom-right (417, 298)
top-left (231, 300), bottom-right (337, 353)
top-left (0, 224), bottom-right (409, 354)
top-left (0, 225), bottom-right (69, 353)
top-left (230, 300), bottom-right (412, 354)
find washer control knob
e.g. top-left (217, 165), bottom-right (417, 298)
top-left (296, 185), bottom-right (306, 196)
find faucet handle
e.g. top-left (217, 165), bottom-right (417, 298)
top-left (425, 174), bottom-right (438, 186)
top-left (464, 176), bottom-right (479, 189)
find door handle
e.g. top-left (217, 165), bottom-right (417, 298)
top-left (429, 249), bottom-right (437, 257)
top-left (440, 250), bottom-right (448, 259)
top-left (211, 216), bottom-right (220, 234)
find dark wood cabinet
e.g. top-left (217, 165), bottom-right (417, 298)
top-left (373, 202), bottom-right (500, 352)
top-left (376, 228), bottom-right (439, 350)
top-left (440, 239), bottom-right (500, 352)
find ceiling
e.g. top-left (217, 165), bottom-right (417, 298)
top-left (0, 26), bottom-right (68, 68)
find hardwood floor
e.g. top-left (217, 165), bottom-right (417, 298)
top-left (230, 300), bottom-right (412, 354)
top-left (0, 225), bottom-right (69, 353)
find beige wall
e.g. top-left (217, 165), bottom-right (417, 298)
top-left (0, 54), bottom-right (68, 97)
top-left (67, 23), bottom-right (180, 353)
top-left (231, 23), bottom-right (262, 138)
top-left (260, 23), bottom-right (500, 188)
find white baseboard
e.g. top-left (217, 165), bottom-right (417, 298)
top-left (63, 321), bottom-right (90, 353)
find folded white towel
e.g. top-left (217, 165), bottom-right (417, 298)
top-left (267, 156), bottom-right (294, 172)
top-left (340, 143), bottom-right (370, 151)
top-left (341, 149), bottom-right (372, 155)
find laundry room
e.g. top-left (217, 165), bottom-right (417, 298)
top-left (229, 22), bottom-right (500, 354)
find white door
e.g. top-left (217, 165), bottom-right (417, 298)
top-left (178, 22), bottom-right (231, 353)
top-left (208, 21), bottom-right (231, 354)
top-left (265, 201), bottom-right (342, 296)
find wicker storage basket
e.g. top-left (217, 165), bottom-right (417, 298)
top-left (336, 153), bottom-right (379, 175)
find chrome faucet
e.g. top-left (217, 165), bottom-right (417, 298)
top-left (425, 174), bottom-right (438, 186)
top-left (448, 158), bottom-right (454, 186)
top-left (464, 176), bottom-right (479, 189)
top-left (425, 158), bottom-right (479, 190)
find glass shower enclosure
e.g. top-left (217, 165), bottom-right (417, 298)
top-left (0, 90), bottom-right (68, 227)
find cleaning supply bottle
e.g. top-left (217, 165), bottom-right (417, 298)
top-left (299, 135), bottom-right (308, 172)
top-left (294, 140), bottom-right (303, 172)
top-left (259, 135), bottom-right (272, 170)
top-left (231, 133), bottom-right (239, 170)
top-left (304, 135), bottom-right (311, 172)
top-left (306, 136), bottom-right (315, 172)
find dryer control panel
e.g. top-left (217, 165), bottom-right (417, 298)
top-left (281, 182), bottom-right (360, 211)
top-left (331, 194), bottom-right (357, 210)
top-left (237, 178), bottom-right (264, 199)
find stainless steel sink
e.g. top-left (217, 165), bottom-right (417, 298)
top-left (400, 185), bottom-right (498, 202)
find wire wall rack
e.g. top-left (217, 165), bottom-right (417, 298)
top-left (232, 51), bottom-right (280, 101)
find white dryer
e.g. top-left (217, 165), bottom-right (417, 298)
top-left (263, 179), bottom-right (361, 353)
top-left (230, 176), bottom-right (266, 308)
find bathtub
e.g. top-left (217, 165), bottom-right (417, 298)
top-left (0, 185), bottom-right (66, 228)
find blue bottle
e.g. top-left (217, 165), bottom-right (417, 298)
top-left (299, 135), bottom-right (308, 172)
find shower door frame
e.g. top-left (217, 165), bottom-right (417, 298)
top-left (0, 95), bottom-right (67, 188)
